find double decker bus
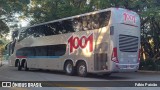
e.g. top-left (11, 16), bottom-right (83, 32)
top-left (9, 8), bottom-right (140, 77)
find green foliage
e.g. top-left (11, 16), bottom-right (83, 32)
top-left (0, 20), bottom-right (9, 37)
top-left (0, 38), bottom-right (8, 56)
top-left (0, 0), bottom-right (160, 63)
top-left (139, 59), bottom-right (157, 71)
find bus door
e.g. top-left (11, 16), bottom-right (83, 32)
top-left (94, 42), bottom-right (108, 71)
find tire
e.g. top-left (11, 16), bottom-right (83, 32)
top-left (17, 61), bottom-right (22, 71)
top-left (64, 61), bottom-right (75, 75)
top-left (77, 62), bottom-right (87, 77)
top-left (24, 61), bottom-right (29, 71)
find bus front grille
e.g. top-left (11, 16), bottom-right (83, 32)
top-left (119, 35), bottom-right (138, 52)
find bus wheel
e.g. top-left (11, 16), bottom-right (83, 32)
top-left (65, 61), bottom-right (75, 75)
top-left (17, 61), bottom-right (22, 71)
top-left (77, 61), bottom-right (87, 77)
top-left (24, 61), bottom-right (29, 71)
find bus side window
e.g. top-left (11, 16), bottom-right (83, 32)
top-left (47, 44), bottom-right (66, 56)
top-left (28, 47), bottom-right (36, 56)
top-left (30, 28), bottom-right (35, 38)
top-left (54, 22), bottom-right (64, 34)
top-left (54, 44), bottom-right (66, 56)
top-left (99, 11), bottom-right (110, 28)
top-left (92, 14), bottom-right (100, 29)
top-left (81, 14), bottom-right (100, 30)
top-left (47, 45), bottom-right (55, 56)
top-left (62, 20), bottom-right (74, 33)
top-left (31, 27), bottom-right (39, 37)
top-left (37, 26), bottom-right (45, 37)
top-left (35, 46), bottom-right (47, 56)
top-left (73, 18), bottom-right (83, 32)
top-left (44, 24), bottom-right (56, 36)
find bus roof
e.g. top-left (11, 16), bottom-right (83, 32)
top-left (23, 7), bottom-right (138, 29)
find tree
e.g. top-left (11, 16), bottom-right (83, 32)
top-left (0, 20), bottom-right (9, 37)
top-left (0, 0), bottom-right (160, 61)
top-left (0, 0), bottom-right (30, 37)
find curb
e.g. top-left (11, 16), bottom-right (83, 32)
top-left (138, 70), bottom-right (160, 74)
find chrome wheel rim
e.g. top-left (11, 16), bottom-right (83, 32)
top-left (66, 64), bottom-right (72, 73)
top-left (79, 65), bottom-right (86, 75)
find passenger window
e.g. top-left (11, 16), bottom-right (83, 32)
top-left (73, 18), bottom-right (83, 32)
top-left (62, 20), bottom-right (74, 33)
top-left (54, 44), bottom-right (66, 56)
top-left (47, 44), bottom-right (66, 56)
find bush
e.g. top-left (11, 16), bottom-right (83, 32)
top-left (139, 59), bottom-right (146, 70)
top-left (139, 58), bottom-right (158, 71)
top-left (145, 58), bottom-right (157, 70)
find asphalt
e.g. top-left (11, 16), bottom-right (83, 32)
top-left (0, 60), bottom-right (8, 67)
top-left (1, 60), bottom-right (160, 74)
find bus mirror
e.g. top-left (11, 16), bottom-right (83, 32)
top-left (110, 26), bottom-right (114, 35)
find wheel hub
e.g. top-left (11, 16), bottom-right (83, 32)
top-left (79, 65), bottom-right (86, 75)
top-left (66, 64), bottom-right (72, 73)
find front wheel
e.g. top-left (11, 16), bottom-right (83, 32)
top-left (77, 62), bottom-right (87, 77)
top-left (64, 61), bottom-right (75, 75)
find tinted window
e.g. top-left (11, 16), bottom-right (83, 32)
top-left (82, 15), bottom-right (92, 31)
top-left (53, 44), bottom-right (66, 56)
top-left (16, 47), bottom-right (35, 56)
top-left (99, 11), bottom-right (111, 27)
top-left (44, 24), bottom-right (56, 36)
top-left (18, 11), bottom-right (111, 41)
top-left (62, 20), bottom-right (74, 33)
top-left (73, 18), bottom-right (83, 31)
top-left (16, 44), bottom-right (66, 57)
top-left (32, 26), bottom-right (45, 37)
top-left (46, 44), bottom-right (66, 56)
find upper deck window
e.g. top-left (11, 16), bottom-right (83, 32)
top-left (18, 11), bottom-right (111, 41)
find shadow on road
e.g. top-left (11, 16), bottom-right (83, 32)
top-left (21, 68), bottom-right (132, 80)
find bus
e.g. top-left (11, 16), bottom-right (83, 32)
top-left (9, 8), bottom-right (140, 77)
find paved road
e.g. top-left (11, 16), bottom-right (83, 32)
top-left (0, 60), bottom-right (160, 90)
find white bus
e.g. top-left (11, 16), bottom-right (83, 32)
top-left (9, 8), bottom-right (140, 77)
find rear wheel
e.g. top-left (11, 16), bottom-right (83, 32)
top-left (77, 62), bottom-right (87, 77)
top-left (64, 61), bottom-right (75, 75)
top-left (17, 61), bottom-right (22, 71)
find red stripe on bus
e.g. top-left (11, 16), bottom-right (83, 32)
top-left (121, 23), bottom-right (138, 27)
top-left (16, 56), bottom-right (27, 58)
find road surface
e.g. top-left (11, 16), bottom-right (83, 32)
top-left (0, 60), bottom-right (160, 90)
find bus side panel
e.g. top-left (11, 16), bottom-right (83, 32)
top-left (65, 30), bottom-right (96, 73)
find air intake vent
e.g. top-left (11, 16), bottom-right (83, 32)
top-left (119, 35), bottom-right (138, 52)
